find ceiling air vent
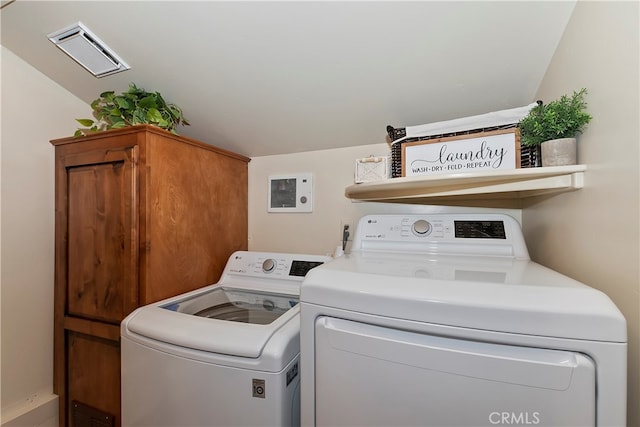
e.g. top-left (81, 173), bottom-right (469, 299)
top-left (48, 21), bottom-right (130, 78)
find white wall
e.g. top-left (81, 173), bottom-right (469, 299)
top-left (248, 145), bottom-right (520, 256)
top-left (0, 46), bottom-right (88, 426)
top-left (522, 2), bottom-right (639, 425)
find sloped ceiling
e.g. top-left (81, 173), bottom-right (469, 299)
top-left (1, 1), bottom-right (575, 157)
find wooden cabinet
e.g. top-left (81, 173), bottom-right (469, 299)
top-left (51, 125), bottom-right (250, 427)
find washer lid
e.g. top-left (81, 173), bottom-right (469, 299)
top-left (301, 253), bottom-right (626, 343)
top-left (165, 287), bottom-right (298, 325)
top-left (124, 286), bottom-right (299, 358)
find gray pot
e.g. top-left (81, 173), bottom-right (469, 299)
top-left (541, 138), bottom-right (577, 166)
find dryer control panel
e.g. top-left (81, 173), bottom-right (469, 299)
top-left (353, 214), bottom-right (529, 259)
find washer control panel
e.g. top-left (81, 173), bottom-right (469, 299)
top-left (225, 251), bottom-right (331, 281)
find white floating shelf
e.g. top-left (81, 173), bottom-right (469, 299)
top-left (345, 165), bottom-right (586, 208)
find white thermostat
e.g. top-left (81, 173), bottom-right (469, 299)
top-left (268, 173), bottom-right (313, 213)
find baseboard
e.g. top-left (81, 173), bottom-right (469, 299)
top-left (1, 394), bottom-right (58, 427)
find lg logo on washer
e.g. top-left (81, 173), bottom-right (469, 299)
top-left (489, 412), bottom-right (541, 425)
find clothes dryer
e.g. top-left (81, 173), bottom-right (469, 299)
top-left (300, 214), bottom-right (626, 427)
top-left (122, 251), bottom-right (330, 426)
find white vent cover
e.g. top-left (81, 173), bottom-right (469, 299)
top-left (48, 21), bottom-right (130, 78)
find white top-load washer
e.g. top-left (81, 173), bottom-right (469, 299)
top-left (121, 251), bottom-right (330, 427)
top-left (300, 214), bottom-right (626, 427)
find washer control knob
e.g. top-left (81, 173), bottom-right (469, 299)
top-left (262, 258), bottom-right (276, 273)
top-left (412, 219), bottom-right (432, 236)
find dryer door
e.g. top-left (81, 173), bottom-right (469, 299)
top-left (314, 317), bottom-right (595, 427)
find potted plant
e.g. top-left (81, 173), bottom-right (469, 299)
top-left (75, 83), bottom-right (190, 136)
top-left (519, 88), bottom-right (592, 166)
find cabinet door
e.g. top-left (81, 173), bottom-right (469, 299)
top-left (62, 147), bottom-right (139, 323)
top-left (67, 331), bottom-right (120, 426)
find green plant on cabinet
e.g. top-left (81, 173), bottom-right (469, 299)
top-left (75, 83), bottom-right (190, 136)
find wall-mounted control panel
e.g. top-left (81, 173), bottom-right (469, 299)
top-left (268, 173), bottom-right (313, 213)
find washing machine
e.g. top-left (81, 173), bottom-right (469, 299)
top-left (121, 250), bottom-right (330, 426)
top-left (300, 214), bottom-right (627, 427)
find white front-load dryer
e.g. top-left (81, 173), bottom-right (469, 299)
top-left (121, 251), bottom-right (329, 426)
top-left (300, 214), bottom-right (627, 427)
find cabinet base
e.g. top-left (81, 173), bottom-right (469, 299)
top-left (71, 401), bottom-right (115, 427)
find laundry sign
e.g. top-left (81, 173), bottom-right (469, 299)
top-left (401, 128), bottom-right (521, 177)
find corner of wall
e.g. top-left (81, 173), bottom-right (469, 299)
top-left (1, 394), bottom-right (58, 427)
